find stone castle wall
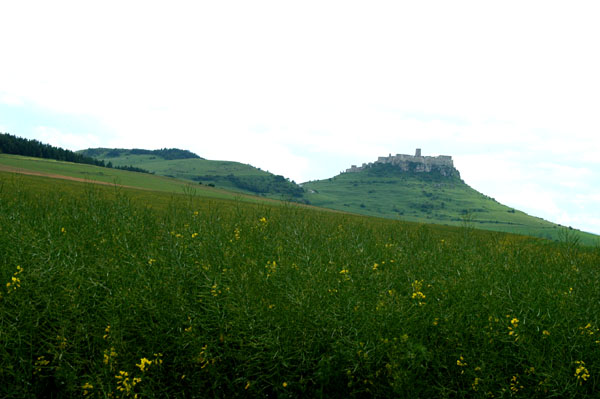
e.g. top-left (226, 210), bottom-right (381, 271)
top-left (346, 149), bottom-right (454, 174)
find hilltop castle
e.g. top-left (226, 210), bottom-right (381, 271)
top-left (345, 149), bottom-right (455, 175)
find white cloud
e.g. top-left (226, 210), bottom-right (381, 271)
top-left (33, 126), bottom-right (103, 152)
top-left (1, 0), bottom-right (600, 234)
top-left (0, 92), bottom-right (24, 106)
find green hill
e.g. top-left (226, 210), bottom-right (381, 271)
top-left (0, 153), bottom-right (295, 207)
top-left (302, 161), bottom-right (597, 245)
top-left (79, 148), bottom-right (305, 201)
top-left (7, 132), bottom-right (596, 245)
top-left (3, 163), bottom-right (600, 397)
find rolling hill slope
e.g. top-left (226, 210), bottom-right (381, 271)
top-left (4, 131), bottom-right (594, 245)
top-left (4, 158), bottom-right (600, 397)
top-left (79, 148), bottom-right (305, 201)
top-left (302, 161), bottom-right (597, 245)
top-left (0, 153), bottom-right (296, 207)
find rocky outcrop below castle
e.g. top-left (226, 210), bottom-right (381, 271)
top-left (345, 149), bottom-right (458, 177)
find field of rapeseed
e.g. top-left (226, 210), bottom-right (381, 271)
top-left (1, 172), bottom-right (599, 398)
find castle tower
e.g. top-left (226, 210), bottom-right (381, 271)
top-left (415, 148), bottom-right (422, 157)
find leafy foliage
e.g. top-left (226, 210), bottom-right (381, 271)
top-left (0, 134), bottom-right (156, 174)
top-left (0, 132), bottom-right (106, 166)
top-left (111, 164), bottom-right (154, 174)
top-left (80, 147), bottom-right (202, 160)
top-left (192, 174), bottom-right (304, 198)
top-left (2, 172), bottom-right (600, 397)
top-left (365, 162), bottom-right (461, 180)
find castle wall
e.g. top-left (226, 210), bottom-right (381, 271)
top-left (345, 150), bottom-right (454, 174)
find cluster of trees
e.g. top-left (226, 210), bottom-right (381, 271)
top-left (365, 163), bottom-right (460, 181)
top-left (0, 133), bottom-right (106, 167)
top-left (0, 133), bottom-right (152, 174)
top-left (226, 174), bottom-right (304, 198)
top-left (81, 148), bottom-right (201, 160)
top-left (193, 174), bottom-right (304, 198)
top-left (108, 163), bottom-right (153, 174)
top-left (130, 148), bottom-right (201, 160)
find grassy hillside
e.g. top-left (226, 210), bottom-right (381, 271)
top-left (79, 148), bottom-right (304, 201)
top-left (4, 151), bottom-right (596, 246)
top-left (2, 170), bottom-right (600, 397)
top-left (303, 163), bottom-right (598, 245)
top-left (0, 153), bottom-right (293, 206)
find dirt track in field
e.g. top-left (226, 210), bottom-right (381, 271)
top-left (0, 164), bottom-right (149, 191)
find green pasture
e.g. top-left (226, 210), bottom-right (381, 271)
top-left (1, 171), bottom-right (600, 397)
top-left (78, 148), bottom-right (302, 199)
top-left (75, 149), bottom-right (598, 245)
top-left (86, 151), bottom-right (270, 179)
top-left (303, 164), bottom-right (598, 245)
top-left (0, 154), bottom-right (279, 204)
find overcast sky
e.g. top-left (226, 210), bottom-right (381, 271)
top-left (1, 1), bottom-right (599, 235)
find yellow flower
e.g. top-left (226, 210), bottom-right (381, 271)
top-left (82, 382), bottom-right (93, 396)
top-left (103, 347), bottom-right (117, 367)
top-left (265, 261), bottom-right (277, 277)
top-left (574, 361), bottom-right (590, 384)
top-left (136, 357), bottom-right (153, 372)
top-left (115, 370), bottom-right (141, 394)
top-left (282, 382), bottom-right (288, 387)
top-left (411, 291), bottom-right (426, 300)
top-left (35, 356), bottom-right (50, 367)
top-left (211, 284), bottom-right (221, 296)
top-left (507, 317), bottom-right (519, 340)
top-left (5, 265), bottom-right (23, 291)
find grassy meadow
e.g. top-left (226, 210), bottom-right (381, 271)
top-left (77, 149), bottom-right (303, 200)
top-left (303, 164), bottom-right (599, 246)
top-left (0, 154), bottom-right (290, 205)
top-left (1, 171), bottom-right (600, 398)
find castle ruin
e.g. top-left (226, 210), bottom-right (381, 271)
top-left (345, 149), bottom-right (455, 175)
